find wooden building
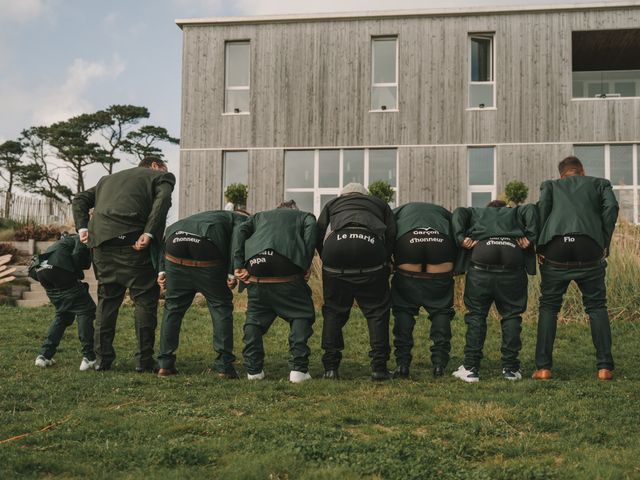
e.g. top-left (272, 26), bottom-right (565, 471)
top-left (176, 1), bottom-right (640, 222)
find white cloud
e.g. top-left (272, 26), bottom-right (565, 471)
top-left (34, 56), bottom-right (126, 125)
top-left (0, 0), bottom-right (49, 24)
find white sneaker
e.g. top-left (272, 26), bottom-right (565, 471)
top-left (79, 357), bottom-right (97, 371)
top-left (35, 355), bottom-right (55, 368)
top-left (289, 370), bottom-right (312, 383)
top-left (247, 370), bottom-right (265, 380)
top-left (452, 365), bottom-right (480, 383)
top-left (502, 369), bottom-right (522, 381)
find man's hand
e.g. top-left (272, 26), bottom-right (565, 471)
top-left (227, 275), bottom-right (238, 289)
top-left (133, 233), bottom-right (152, 251)
top-left (234, 268), bottom-right (250, 283)
top-left (79, 229), bottom-right (89, 244)
top-left (157, 272), bottom-right (166, 289)
top-left (516, 237), bottom-right (531, 250)
top-left (462, 237), bottom-right (478, 250)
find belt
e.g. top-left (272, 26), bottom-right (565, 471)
top-left (322, 263), bottom-right (387, 275)
top-left (165, 254), bottom-right (223, 268)
top-left (396, 268), bottom-right (453, 279)
top-left (470, 261), bottom-right (523, 272)
top-left (246, 274), bottom-right (302, 284)
top-left (537, 255), bottom-right (605, 269)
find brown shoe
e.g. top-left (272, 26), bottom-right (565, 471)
top-left (531, 369), bottom-right (552, 380)
top-left (218, 369), bottom-right (239, 380)
top-left (158, 368), bottom-right (178, 377)
top-left (597, 369), bottom-right (613, 381)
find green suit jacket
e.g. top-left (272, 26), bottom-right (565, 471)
top-left (537, 175), bottom-right (618, 252)
top-left (393, 202), bottom-right (454, 239)
top-left (159, 210), bottom-right (247, 273)
top-left (72, 166), bottom-right (176, 248)
top-left (28, 235), bottom-right (91, 282)
top-left (452, 204), bottom-right (539, 275)
top-left (232, 208), bottom-right (318, 271)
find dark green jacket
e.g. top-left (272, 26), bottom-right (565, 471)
top-left (537, 175), bottom-right (618, 252)
top-left (72, 166), bottom-right (176, 248)
top-left (452, 204), bottom-right (539, 275)
top-left (159, 210), bottom-right (247, 273)
top-left (28, 235), bottom-right (91, 282)
top-left (393, 202), bottom-right (454, 239)
top-left (232, 209), bottom-right (318, 271)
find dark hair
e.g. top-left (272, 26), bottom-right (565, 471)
top-left (487, 200), bottom-right (507, 208)
top-left (558, 156), bottom-right (584, 175)
top-left (277, 199), bottom-right (299, 210)
top-left (138, 156), bottom-right (165, 168)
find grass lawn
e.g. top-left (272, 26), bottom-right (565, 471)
top-left (0, 305), bottom-right (639, 479)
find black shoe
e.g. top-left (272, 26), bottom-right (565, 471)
top-left (94, 363), bottom-right (111, 371)
top-left (393, 365), bottom-right (410, 379)
top-left (432, 365), bottom-right (445, 378)
top-left (218, 368), bottom-right (239, 380)
top-left (323, 369), bottom-right (340, 380)
top-left (371, 370), bottom-right (391, 381)
top-left (135, 363), bottom-right (159, 373)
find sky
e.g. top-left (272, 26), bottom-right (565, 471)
top-left (0, 0), bottom-right (611, 213)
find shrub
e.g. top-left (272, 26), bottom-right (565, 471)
top-left (368, 181), bottom-right (395, 204)
top-left (504, 180), bottom-right (529, 205)
top-left (224, 183), bottom-right (248, 209)
top-left (13, 224), bottom-right (64, 241)
top-left (0, 243), bottom-right (19, 257)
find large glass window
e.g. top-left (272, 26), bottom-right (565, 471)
top-left (469, 34), bottom-right (495, 108)
top-left (371, 37), bottom-right (398, 111)
top-left (222, 151), bottom-right (248, 207)
top-left (468, 147), bottom-right (496, 207)
top-left (573, 144), bottom-right (639, 223)
top-left (284, 149), bottom-right (398, 215)
top-left (225, 41), bottom-right (250, 113)
top-left (572, 29), bottom-right (640, 99)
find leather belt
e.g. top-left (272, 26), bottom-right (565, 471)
top-left (322, 263), bottom-right (387, 275)
top-left (396, 268), bottom-right (453, 279)
top-left (470, 261), bottom-right (523, 272)
top-left (537, 255), bottom-right (605, 269)
top-left (246, 274), bottom-right (302, 284)
top-left (165, 254), bottom-right (223, 268)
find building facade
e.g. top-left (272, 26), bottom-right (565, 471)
top-left (176, 2), bottom-right (640, 222)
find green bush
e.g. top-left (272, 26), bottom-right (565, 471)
top-left (504, 180), bottom-right (529, 205)
top-left (368, 181), bottom-right (394, 204)
top-left (224, 183), bottom-right (248, 209)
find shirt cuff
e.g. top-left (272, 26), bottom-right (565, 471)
top-left (78, 228), bottom-right (88, 234)
top-left (158, 271), bottom-right (165, 276)
top-left (144, 232), bottom-right (154, 239)
top-left (227, 274), bottom-right (236, 280)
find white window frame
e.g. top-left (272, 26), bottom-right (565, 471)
top-left (221, 150), bottom-right (249, 208)
top-left (224, 40), bottom-right (251, 115)
top-left (467, 33), bottom-right (496, 111)
top-left (573, 144), bottom-right (639, 223)
top-left (467, 146), bottom-right (497, 206)
top-left (370, 36), bottom-right (399, 112)
top-left (284, 149), bottom-right (399, 216)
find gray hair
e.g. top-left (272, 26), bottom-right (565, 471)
top-left (340, 182), bottom-right (369, 196)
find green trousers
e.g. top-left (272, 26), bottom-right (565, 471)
top-left (536, 263), bottom-right (613, 370)
top-left (92, 246), bottom-right (160, 368)
top-left (158, 262), bottom-right (235, 372)
top-left (39, 282), bottom-right (96, 361)
top-left (243, 279), bottom-right (315, 374)
top-left (391, 273), bottom-right (454, 369)
top-left (463, 267), bottom-right (528, 370)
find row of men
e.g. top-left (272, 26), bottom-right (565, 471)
top-left (30, 155), bottom-right (618, 382)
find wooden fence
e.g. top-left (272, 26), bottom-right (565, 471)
top-left (0, 194), bottom-right (73, 225)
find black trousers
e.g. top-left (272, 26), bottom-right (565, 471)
top-left (321, 269), bottom-right (391, 372)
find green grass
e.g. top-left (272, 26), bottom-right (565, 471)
top-left (0, 306), bottom-right (639, 479)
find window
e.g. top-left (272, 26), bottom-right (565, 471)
top-left (222, 151), bottom-right (249, 207)
top-left (572, 29), bottom-right (640, 98)
top-left (468, 147), bottom-right (496, 207)
top-left (371, 37), bottom-right (398, 111)
top-left (469, 34), bottom-right (495, 108)
top-left (284, 149), bottom-right (398, 215)
top-left (573, 144), bottom-right (639, 223)
top-left (225, 41), bottom-right (250, 113)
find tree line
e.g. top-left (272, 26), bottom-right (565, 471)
top-left (0, 105), bottom-right (179, 217)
